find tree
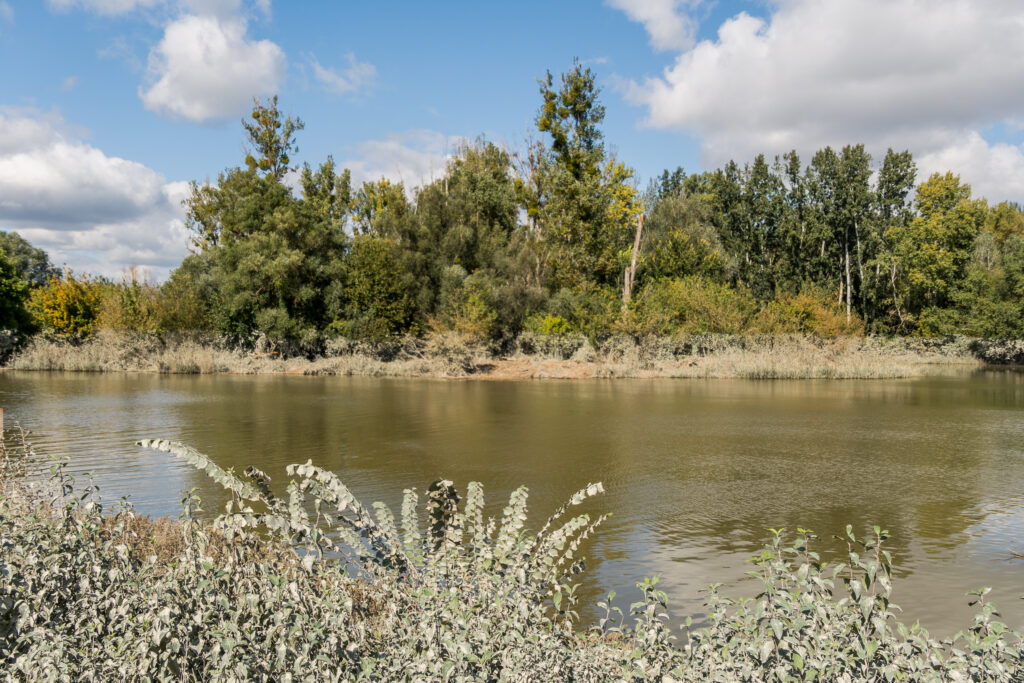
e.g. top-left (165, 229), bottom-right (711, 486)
top-left (640, 189), bottom-right (726, 282)
top-left (300, 157), bottom-right (352, 227)
top-left (179, 97), bottom-right (348, 350)
top-left (887, 172), bottom-right (985, 321)
top-left (339, 236), bottom-right (416, 339)
top-left (0, 250), bottom-right (30, 331)
top-left (870, 149), bottom-right (917, 329)
top-left (532, 60), bottom-right (639, 290)
top-left (0, 231), bottom-right (55, 288)
top-left (243, 95), bottom-right (304, 182)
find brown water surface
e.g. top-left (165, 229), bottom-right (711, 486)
top-left (3, 370), bottom-right (1024, 635)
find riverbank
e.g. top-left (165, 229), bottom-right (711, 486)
top-left (6, 330), bottom-right (1023, 380)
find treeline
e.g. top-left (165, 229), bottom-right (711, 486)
top-left (3, 61), bottom-right (1024, 355)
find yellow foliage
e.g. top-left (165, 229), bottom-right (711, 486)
top-left (28, 269), bottom-right (102, 339)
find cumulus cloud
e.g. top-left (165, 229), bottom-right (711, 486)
top-left (918, 133), bottom-right (1024, 205)
top-left (619, 0), bottom-right (1024, 201)
top-left (342, 130), bottom-right (467, 190)
top-left (310, 53), bottom-right (376, 96)
top-left (605, 0), bottom-right (700, 51)
top-left (140, 13), bottom-right (285, 122)
top-left (0, 109), bottom-right (188, 279)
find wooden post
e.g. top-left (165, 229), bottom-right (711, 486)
top-left (622, 213), bottom-right (644, 306)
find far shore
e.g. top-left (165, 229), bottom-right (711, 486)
top-left (4, 330), bottom-right (1022, 381)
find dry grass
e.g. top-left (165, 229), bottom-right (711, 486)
top-left (4, 329), bottom-right (1001, 380)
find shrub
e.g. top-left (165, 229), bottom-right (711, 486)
top-left (2, 437), bottom-right (1022, 680)
top-left (757, 287), bottom-right (864, 337)
top-left (543, 284), bottom-right (621, 338)
top-left (27, 269), bottom-right (102, 339)
top-left (524, 313), bottom-right (573, 335)
top-left (631, 276), bottom-right (759, 335)
top-left (96, 268), bottom-right (163, 334)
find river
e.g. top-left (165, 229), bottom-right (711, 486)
top-left (3, 369), bottom-right (1023, 636)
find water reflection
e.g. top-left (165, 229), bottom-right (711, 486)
top-left (2, 370), bottom-right (1023, 636)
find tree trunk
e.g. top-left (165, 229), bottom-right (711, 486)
top-left (844, 237), bottom-right (852, 322)
top-left (890, 262), bottom-right (904, 329)
top-left (854, 218), bottom-right (866, 321)
top-left (622, 213), bottom-right (644, 306)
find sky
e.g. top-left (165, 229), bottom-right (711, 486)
top-left (2, 0), bottom-right (1024, 279)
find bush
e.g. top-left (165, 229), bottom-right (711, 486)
top-left (96, 269), bottom-right (163, 334)
top-left (2, 437), bottom-right (1022, 680)
top-left (543, 284), bottom-right (621, 338)
top-left (524, 313), bottom-right (573, 335)
top-left (27, 269), bottom-right (101, 339)
top-left (757, 288), bottom-right (864, 337)
top-left (631, 276), bottom-right (759, 335)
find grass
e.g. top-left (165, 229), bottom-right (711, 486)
top-left (5, 329), bottom-right (1013, 380)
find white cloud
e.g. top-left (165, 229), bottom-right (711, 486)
top-left (310, 53), bottom-right (376, 96)
top-left (620, 0), bottom-right (1024, 201)
top-left (0, 1), bottom-right (14, 23)
top-left (48, 0), bottom-right (258, 17)
top-left (60, 76), bottom-right (78, 92)
top-left (140, 13), bottom-right (285, 122)
top-left (918, 133), bottom-right (1024, 205)
top-left (0, 110), bottom-right (188, 279)
top-left (342, 130), bottom-right (467, 190)
top-left (47, 0), bottom-right (162, 15)
top-left (606, 0), bottom-right (700, 51)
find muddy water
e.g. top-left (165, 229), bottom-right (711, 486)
top-left (3, 370), bottom-right (1024, 635)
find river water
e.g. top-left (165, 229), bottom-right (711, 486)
top-left (3, 370), bottom-right (1023, 635)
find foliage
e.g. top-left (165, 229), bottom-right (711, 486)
top-left (337, 236), bottom-right (416, 341)
top-left (533, 60), bottom-right (640, 290)
top-left (525, 313), bottom-right (573, 336)
top-left (2, 436), bottom-right (1022, 680)
top-left (0, 250), bottom-right (31, 332)
top-left (242, 95), bottom-right (304, 182)
top-left (27, 269), bottom-right (101, 339)
top-left (95, 268), bottom-right (163, 334)
top-left (0, 231), bottom-right (56, 288)
top-left (542, 283), bottom-right (621, 338)
top-left (10, 76), bottom-right (1024, 348)
top-left (630, 276), bottom-right (760, 336)
top-left (757, 287), bottom-right (864, 337)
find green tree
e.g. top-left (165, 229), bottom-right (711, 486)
top-left (242, 95), bottom-right (304, 182)
top-left (0, 231), bottom-right (55, 288)
top-left (870, 149), bottom-right (917, 330)
top-left (0, 250), bottom-right (31, 331)
top-left (300, 157), bottom-right (352, 227)
top-left (180, 98), bottom-right (348, 350)
top-left (887, 172), bottom-right (985, 324)
top-left (339, 236), bottom-right (416, 339)
top-left (532, 60), bottom-right (640, 290)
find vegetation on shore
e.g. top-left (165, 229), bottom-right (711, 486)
top-left (7, 329), bottom-right (1019, 380)
top-left (1, 434), bottom-right (1022, 679)
top-left (3, 62), bottom-right (1024, 368)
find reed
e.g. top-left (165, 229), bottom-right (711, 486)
top-left (4, 329), bottom-right (1009, 380)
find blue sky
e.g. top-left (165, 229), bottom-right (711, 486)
top-left (2, 0), bottom-right (1023, 277)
